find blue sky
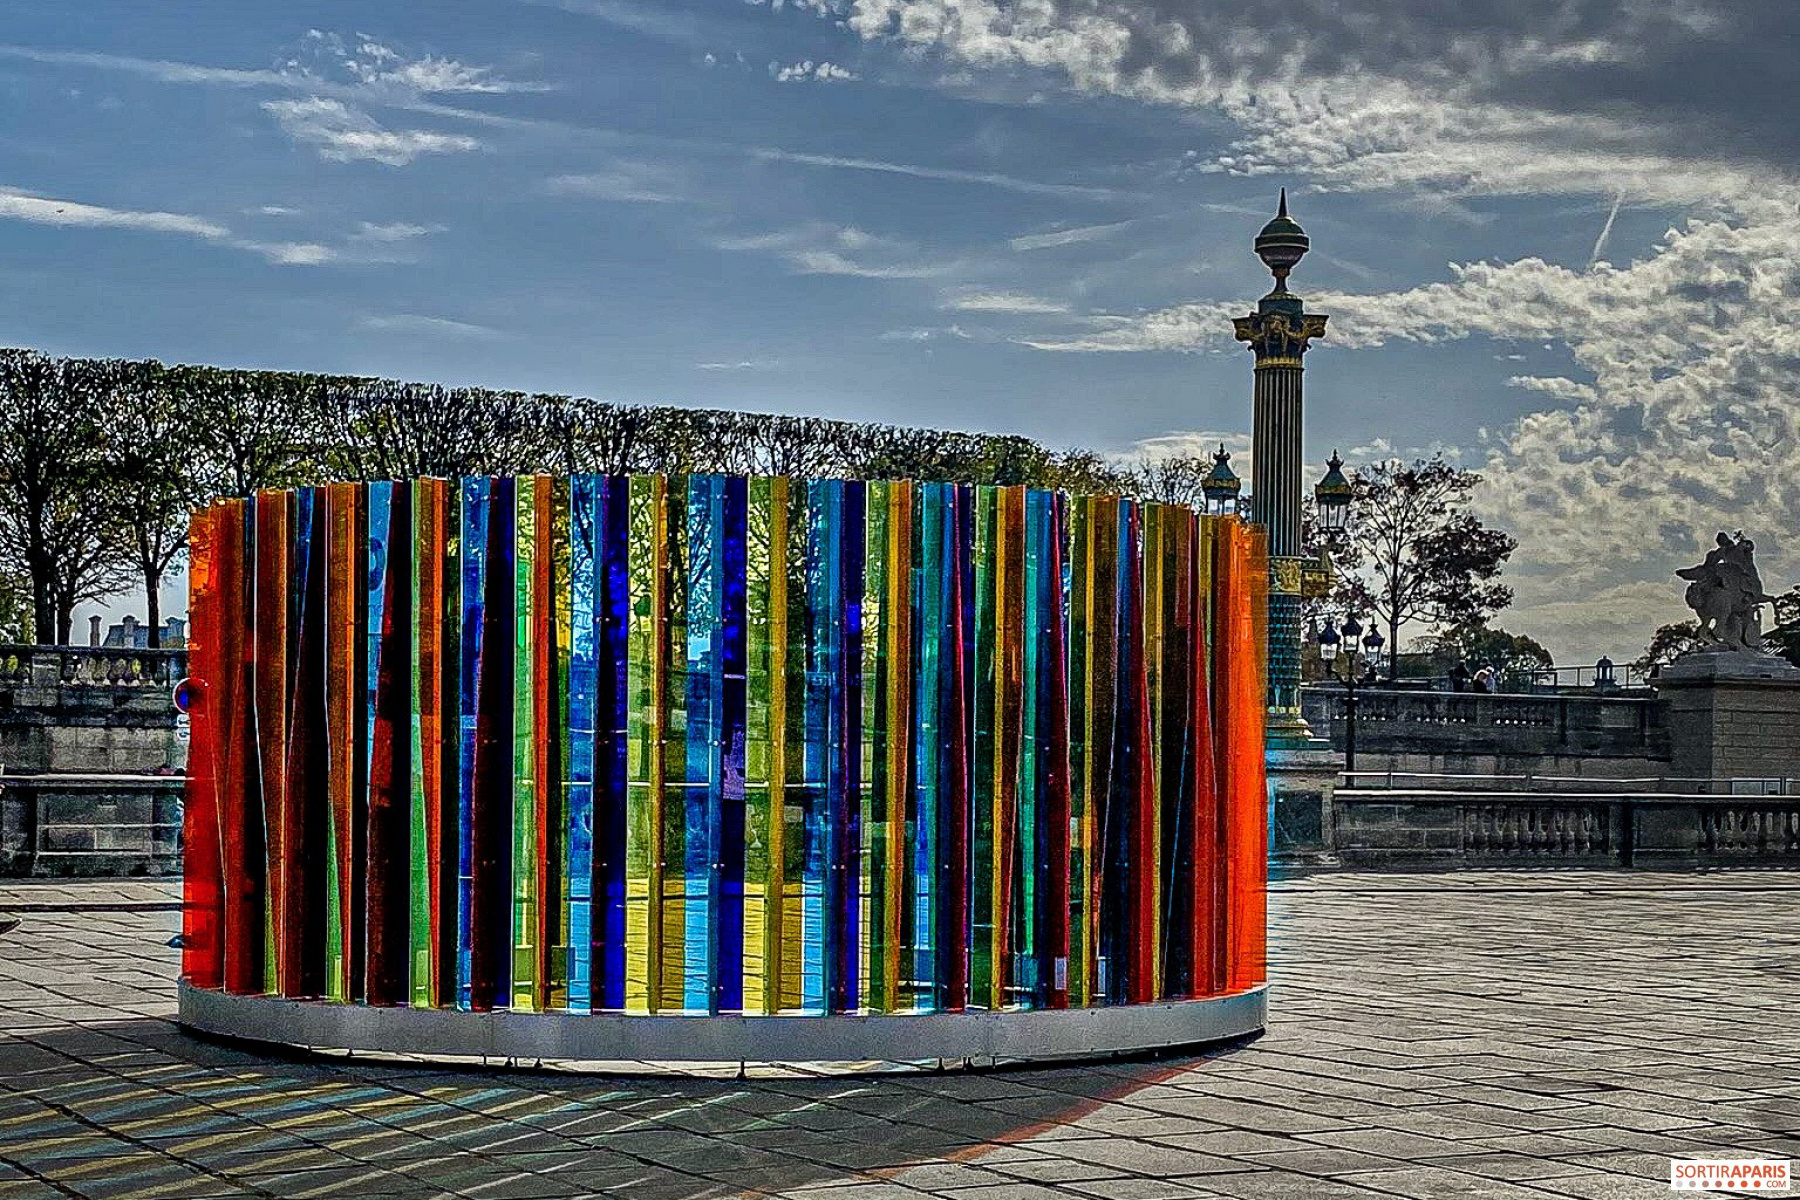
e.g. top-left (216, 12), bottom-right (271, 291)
top-left (3, 1), bottom-right (1792, 661)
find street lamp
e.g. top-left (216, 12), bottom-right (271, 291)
top-left (1317, 613), bottom-right (1376, 776)
top-left (1363, 624), bottom-right (1386, 681)
top-left (1201, 444), bottom-right (1242, 519)
top-left (1313, 451), bottom-right (1352, 539)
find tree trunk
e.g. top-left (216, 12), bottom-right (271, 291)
top-left (1388, 611), bottom-right (1400, 683)
top-left (55, 602), bottom-right (72, 647)
top-left (145, 568), bottom-right (162, 649)
top-left (31, 574), bottom-right (53, 645)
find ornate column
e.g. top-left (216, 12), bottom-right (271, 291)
top-left (1234, 190), bottom-right (1328, 749)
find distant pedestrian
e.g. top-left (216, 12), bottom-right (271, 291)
top-left (1449, 662), bottom-right (1470, 692)
top-left (1473, 666), bottom-right (1496, 693)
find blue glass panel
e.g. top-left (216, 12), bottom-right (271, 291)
top-left (455, 476), bottom-right (489, 1010)
top-left (682, 475), bottom-right (720, 1013)
top-left (717, 475), bottom-right (747, 1013)
top-left (836, 481), bottom-right (865, 1012)
top-left (366, 482), bottom-right (392, 806)
top-left (597, 475), bottom-right (630, 1009)
top-left (566, 475), bottom-right (598, 1013)
top-left (910, 483), bottom-right (942, 1011)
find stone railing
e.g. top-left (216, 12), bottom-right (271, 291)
top-left (1335, 787), bottom-right (1800, 870)
top-left (0, 645), bottom-right (186, 689)
top-left (1302, 685), bottom-right (1669, 775)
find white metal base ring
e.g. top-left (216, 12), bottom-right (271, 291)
top-left (178, 982), bottom-right (1267, 1071)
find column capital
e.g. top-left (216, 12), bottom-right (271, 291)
top-left (1233, 308), bottom-right (1329, 369)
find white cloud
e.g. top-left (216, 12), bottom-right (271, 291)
top-left (696, 359), bottom-right (778, 370)
top-left (358, 313), bottom-right (499, 339)
top-left (943, 291), bottom-right (1069, 314)
top-left (880, 324), bottom-right (970, 341)
top-left (835, 0), bottom-right (1800, 657)
top-left (1506, 375), bottom-right (1598, 404)
top-left (295, 31), bottom-right (547, 96)
top-left (263, 97), bottom-right (481, 165)
top-left (717, 224), bottom-right (959, 279)
top-left (746, 147), bottom-right (1124, 199)
top-left (771, 59), bottom-right (859, 82)
top-left (545, 162), bottom-right (688, 203)
top-left (0, 185), bottom-right (332, 265)
top-left (1121, 428), bottom-right (1251, 463)
top-left (350, 220), bottom-right (446, 242)
top-left (0, 189), bottom-right (229, 239)
top-left (1008, 220), bottom-right (1133, 251)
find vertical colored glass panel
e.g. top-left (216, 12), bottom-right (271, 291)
top-left (253, 491), bottom-right (291, 997)
top-left (471, 477), bottom-right (517, 1011)
top-left (681, 475), bottom-right (721, 1013)
top-left (1220, 521), bottom-right (1269, 993)
top-left (595, 476), bottom-right (631, 1010)
top-left (410, 478), bottom-right (451, 1008)
top-left (323, 483), bottom-right (360, 1003)
top-left (365, 481), bottom-right (412, 1006)
top-left (910, 484), bottom-right (942, 1013)
top-left (285, 489), bottom-right (330, 1000)
top-left (969, 487), bottom-right (998, 1009)
top-left (182, 505), bottom-right (224, 991)
top-left (741, 477), bottom-right (775, 1014)
top-left (859, 482), bottom-right (888, 1013)
top-left (566, 476), bottom-right (598, 1012)
top-left (214, 499), bottom-right (263, 997)
top-left (455, 477), bottom-right (489, 1009)
top-left (625, 475), bottom-right (667, 1013)
top-left (511, 477), bottom-right (541, 1012)
top-left (717, 475), bottom-right (748, 1014)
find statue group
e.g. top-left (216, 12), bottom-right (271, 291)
top-left (1677, 532), bottom-right (1777, 653)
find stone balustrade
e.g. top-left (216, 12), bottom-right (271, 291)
top-left (0, 645), bottom-right (187, 689)
top-left (1335, 785), bottom-right (1800, 870)
top-left (1302, 685), bottom-right (1670, 778)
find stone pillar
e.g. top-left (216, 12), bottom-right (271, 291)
top-left (1234, 193), bottom-right (1329, 749)
top-left (1234, 192), bottom-right (1340, 872)
top-left (1656, 649), bottom-right (1800, 781)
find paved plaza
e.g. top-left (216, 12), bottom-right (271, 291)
top-left (0, 873), bottom-right (1794, 1199)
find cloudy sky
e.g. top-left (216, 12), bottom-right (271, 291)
top-left (3, 1), bottom-right (1793, 662)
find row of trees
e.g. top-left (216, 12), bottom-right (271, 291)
top-left (0, 349), bottom-right (1138, 647)
top-left (0, 348), bottom-right (1530, 661)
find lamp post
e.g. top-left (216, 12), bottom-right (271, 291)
top-left (1314, 451), bottom-right (1352, 541)
top-left (1318, 613), bottom-right (1385, 775)
top-left (1201, 444), bottom-right (1242, 519)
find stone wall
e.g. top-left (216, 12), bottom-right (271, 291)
top-left (0, 647), bottom-right (186, 876)
top-left (1657, 651), bottom-right (1800, 781)
top-left (0, 647), bottom-right (186, 774)
top-left (1302, 686), bottom-right (1670, 779)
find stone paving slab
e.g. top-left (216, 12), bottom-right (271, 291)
top-left (0, 872), bottom-right (1794, 1197)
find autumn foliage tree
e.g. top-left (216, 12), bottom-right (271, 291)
top-left (1325, 456), bottom-right (1518, 675)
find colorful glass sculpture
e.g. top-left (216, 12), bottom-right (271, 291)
top-left (183, 475), bottom-right (1268, 1016)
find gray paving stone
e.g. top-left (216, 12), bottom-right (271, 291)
top-left (1341, 1165), bottom-right (1592, 1197)
top-left (0, 874), bottom-right (1796, 1198)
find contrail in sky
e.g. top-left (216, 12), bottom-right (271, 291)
top-left (1588, 190), bottom-right (1624, 268)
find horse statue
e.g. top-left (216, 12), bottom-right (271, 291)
top-left (1676, 532), bottom-right (1777, 653)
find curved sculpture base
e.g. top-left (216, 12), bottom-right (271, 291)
top-left (178, 982), bottom-right (1266, 1073)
